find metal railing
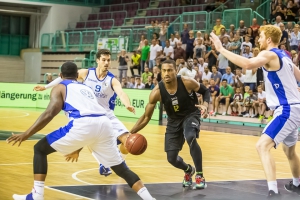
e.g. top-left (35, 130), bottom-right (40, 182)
top-left (68, 19), bottom-right (114, 30)
top-left (256, 0), bottom-right (271, 21)
top-left (24, 0), bottom-right (103, 6)
top-left (92, 2), bottom-right (140, 13)
top-left (222, 8), bottom-right (253, 29)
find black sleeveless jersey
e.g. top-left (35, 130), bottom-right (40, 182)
top-left (159, 76), bottom-right (199, 119)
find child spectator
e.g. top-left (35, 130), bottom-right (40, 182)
top-left (242, 89), bottom-right (257, 117)
top-left (230, 87), bottom-right (243, 116)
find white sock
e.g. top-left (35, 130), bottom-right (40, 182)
top-left (267, 181), bottom-right (278, 193)
top-left (33, 181), bottom-right (45, 196)
top-left (137, 187), bottom-right (153, 200)
top-left (293, 177), bottom-right (300, 187)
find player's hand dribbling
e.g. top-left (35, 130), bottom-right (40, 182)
top-left (65, 150), bottom-right (80, 162)
top-left (6, 133), bottom-right (29, 147)
top-left (33, 85), bottom-right (46, 91)
top-left (126, 105), bottom-right (136, 114)
top-left (195, 105), bottom-right (208, 119)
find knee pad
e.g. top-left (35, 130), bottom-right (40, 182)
top-left (111, 162), bottom-right (140, 188)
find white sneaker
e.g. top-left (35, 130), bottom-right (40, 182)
top-left (13, 192), bottom-right (44, 200)
top-left (222, 112), bottom-right (226, 116)
top-left (243, 113), bottom-right (250, 117)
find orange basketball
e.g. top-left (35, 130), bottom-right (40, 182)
top-left (125, 133), bottom-right (147, 155)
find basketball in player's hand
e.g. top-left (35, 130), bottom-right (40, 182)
top-left (125, 133), bottom-right (147, 155)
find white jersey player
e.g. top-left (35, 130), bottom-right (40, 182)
top-left (210, 25), bottom-right (300, 197)
top-left (9, 62), bottom-right (154, 200)
top-left (34, 49), bottom-right (135, 176)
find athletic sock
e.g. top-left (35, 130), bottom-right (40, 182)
top-left (185, 165), bottom-right (191, 173)
top-left (267, 181), bottom-right (278, 193)
top-left (137, 187), bottom-right (153, 200)
top-left (196, 172), bottom-right (203, 177)
top-left (33, 181), bottom-right (45, 196)
top-left (293, 177), bottom-right (300, 187)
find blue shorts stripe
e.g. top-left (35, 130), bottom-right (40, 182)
top-left (263, 105), bottom-right (291, 139)
top-left (46, 120), bottom-right (74, 145)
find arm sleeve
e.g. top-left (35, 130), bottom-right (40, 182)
top-left (197, 83), bottom-right (210, 103)
top-left (45, 77), bottom-right (63, 89)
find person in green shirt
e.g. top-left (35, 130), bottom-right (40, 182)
top-left (141, 67), bottom-right (153, 84)
top-left (213, 79), bottom-right (234, 116)
top-left (141, 40), bottom-right (150, 73)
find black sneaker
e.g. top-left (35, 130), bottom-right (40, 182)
top-left (284, 181), bottom-right (300, 194)
top-left (267, 190), bottom-right (281, 199)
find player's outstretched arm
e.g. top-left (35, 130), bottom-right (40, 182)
top-left (130, 85), bottom-right (160, 133)
top-left (7, 85), bottom-right (64, 146)
top-left (112, 78), bottom-right (135, 114)
top-left (210, 32), bottom-right (271, 70)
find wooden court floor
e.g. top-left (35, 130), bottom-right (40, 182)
top-left (1, 107), bottom-right (299, 200)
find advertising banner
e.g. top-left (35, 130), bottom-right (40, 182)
top-left (0, 83), bottom-right (160, 120)
top-left (97, 37), bottom-right (128, 52)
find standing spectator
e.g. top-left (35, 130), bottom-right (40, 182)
top-left (159, 21), bottom-right (167, 49)
top-left (229, 32), bottom-right (235, 42)
top-left (145, 76), bottom-right (153, 89)
top-left (141, 67), bottom-right (152, 84)
top-left (205, 44), bottom-right (218, 71)
top-left (181, 23), bottom-right (189, 50)
top-left (217, 52), bottom-right (228, 75)
top-left (222, 36), bottom-right (231, 50)
top-left (130, 50), bottom-right (141, 76)
top-left (221, 67), bottom-right (234, 86)
top-left (198, 57), bottom-right (208, 74)
top-left (163, 40), bottom-right (174, 59)
top-left (230, 87), bottom-right (243, 116)
top-left (280, 44), bottom-right (292, 58)
top-left (193, 39), bottom-right (206, 59)
top-left (219, 28), bottom-right (229, 41)
top-left (173, 41), bottom-right (186, 61)
top-left (169, 33), bottom-right (179, 48)
top-left (134, 76), bottom-right (145, 89)
top-left (237, 20), bottom-right (247, 37)
top-left (233, 68), bottom-right (245, 92)
top-left (149, 39), bottom-right (160, 70)
top-left (242, 89), bottom-right (257, 117)
top-left (117, 49), bottom-right (129, 82)
top-left (270, 0), bottom-right (277, 22)
top-left (243, 67), bottom-right (257, 92)
top-left (155, 40), bottom-right (163, 58)
top-left (150, 77), bottom-right (158, 89)
top-left (177, 58), bottom-right (196, 78)
top-left (211, 65), bottom-right (222, 85)
top-left (213, 18), bottom-right (225, 36)
top-left (151, 66), bottom-right (161, 82)
top-left (291, 50), bottom-right (299, 66)
top-left (286, 0), bottom-right (298, 22)
top-left (228, 34), bottom-right (241, 71)
top-left (286, 22), bottom-right (294, 34)
top-left (141, 39), bottom-right (150, 73)
top-left (194, 31), bottom-right (203, 46)
top-left (228, 24), bottom-right (236, 35)
top-left (242, 46), bottom-right (253, 59)
top-left (253, 85), bottom-right (267, 122)
top-left (274, 16), bottom-right (282, 27)
top-left (250, 18), bottom-right (260, 39)
top-left (279, 23), bottom-right (288, 48)
top-left (128, 76), bottom-right (135, 88)
top-left (201, 66), bottom-right (212, 81)
top-left (273, 1), bottom-right (286, 21)
top-left (194, 65), bottom-right (202, 82)
top-left (253, 36), bottom-right (260, 48)
top-left (186, 30), bottom-right (195, 59)
top-left (203, 33), bottom-right (212, 51)
top-left (155, 57), bottom-right (162, 70)
top-left (175, 32), bottom-right (181, 42)
top-left (214, 79), bottom-right (234, 116)
top-left (289, 24), bottom-right (300, 51)
top-left (137, 35), bottom-right (145, 50)
top-left (240, 36), bottom-right (252, 55)
top-left (209, 79), bottom-right (220, 115)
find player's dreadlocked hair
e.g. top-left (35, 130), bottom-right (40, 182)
top-left (96, 49), bottom-right (111, 59)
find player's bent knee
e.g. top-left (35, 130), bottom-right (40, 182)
top-left (111, 162), bottom-right (140, 188)
top-left (34, 137), bottom-right (53, 155)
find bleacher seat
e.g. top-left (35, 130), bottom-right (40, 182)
top-left (86, 21), bottom-right (99, 28)
top-left (76, 22), bottom-right (85, 29)
top-left (140, 1), bottom-right (150, 9)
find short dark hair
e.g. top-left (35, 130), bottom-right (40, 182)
top-left (61, 62), bottom-right (77, 78)
top-left (96, 49), bottom-right (111, 59)
top-left (222, 79), bottom-right (228, 82)
top-left (162, 59), bottom-right (176, 69)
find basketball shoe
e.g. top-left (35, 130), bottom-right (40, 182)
top-left (284, 181), bottom-right (300, 194)
top-left (99, 164), bottom-right (112, 176)
top-left (193, 174), bottom-right (207, 189)
top-left (267, 190), bottom-right (281, 199)
top-left (182, 164), bottom-right (195, 187)
top-left (13, 191), bottom-right (43, 200)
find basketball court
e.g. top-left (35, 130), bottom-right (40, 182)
top-left (1, 107), bottom-right (300, 199)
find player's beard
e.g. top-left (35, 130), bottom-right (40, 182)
top-left (259, 40), bottom-right (267, 50)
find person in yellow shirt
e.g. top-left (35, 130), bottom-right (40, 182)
top-left (213, 18), bottom-right (225, 36)
top-left (130, 50), bottom-right (141, 76)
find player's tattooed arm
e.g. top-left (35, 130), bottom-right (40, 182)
top-left (130, 85), bottom-right (161, 133)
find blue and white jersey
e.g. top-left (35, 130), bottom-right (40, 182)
top-left (83, 68), bottom-right (117, 112)
top-left (263, 48), bottom-right (300, 110)
top-left (60, 80), bottom-right (106, 120)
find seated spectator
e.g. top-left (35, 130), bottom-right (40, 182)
top-left (194, 65), bottom-right (202, 82)
top-left (242, 89), bottom-right (257, 117)
top-left (174, 42), bottom-right (186, 61)
top-left (128, 76), bottom-right (135, 88)
top-left (211, 65), bottom-right (222, 85)
top-left (209, 79), bottom-right (220, 115)
top-left (205, 44), bottom-right (219, 71)
top-left (198, 57), bottom-right (207, 74)
top-left (169, 33), bottom-right (179, 48)
top-left (46, 74), bottom-right (53, 84)
top-left (130, 51), bottom-right (141, 76)
top-left (221, 67), bottom-right (234, 86)
top-left (240, 35), bottom-right (252, 55)
top-left (253, 85), bottom-right (267, 122)
top-left (151, 77), bottom-right (158, 89)
top-left (230, 87), bottom-right (243, 116)
top-left (178, 58), bottom-right (196, 79)
top-left (152, 66), bottom-right (162, 82)
top-left (142, 67), bottom-right (153, 84)
top-left (217, 52), bottom-right (228, 75)
top-left (193, 39), bottom-right (206, 59)
top-left (243, 67), bottom-right (257, 92)
top-left (134, 77), bottom-right (145, 89)
top-left (291, 50), bottom-right (298, 66)
top-left (202, 66), bottom-right (212, 82)
top-left (233, 68), bottom-right (245, 92)
top-left (121, 77), bottom-right (129, 88)
top-left (213, 79), bottom-right (234, 116)
top-left (202, 79), bottom-right (210, 88)
top-left (242, 46), bottom-right (253, 59)
top-left (145, 76), bottom-right (153, 89)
